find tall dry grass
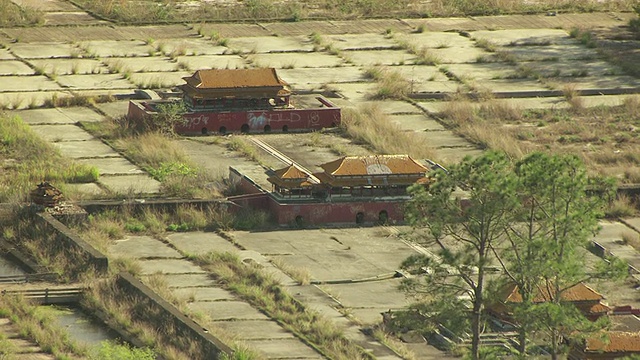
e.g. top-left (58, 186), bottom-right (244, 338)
top-left (0, 114), bottom-right (99, 203)
top-left (73, 0), bottom-right (636, 23)
top-left (341, 104), bottom-right (437, 160)
top-left (440, 99), bottom-right (533, 158)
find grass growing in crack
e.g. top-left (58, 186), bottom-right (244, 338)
top-left (341, 104), bottom-right (437, 160)
top-left (562, 83), bottom-right (584, 112)
top-left (0, 294), bottom-right (89, 358)
top-left (190, 251), bottom-right (375, 360)
top-left (271, 258), bottom-right (312, 285)
top-left (364, 66), bottom-right (411, 100)
top-left (0, 0), bottom-right (44, 26)
top-left (440, 97), bottom-right (533, 158)
top-left (606, 194), bottom-right (637, 218)
top-left (0, 114), bottom-right (99, 203)
top-left (225, 136), bottom-right (265, 165)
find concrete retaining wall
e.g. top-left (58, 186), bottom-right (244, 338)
top-left (115, 272), bottom-right (233, 359)
top-left (33, 212), bottom-right (109, 274)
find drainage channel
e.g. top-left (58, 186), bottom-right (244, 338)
top-left (0, 254), bottom-right (122, 354)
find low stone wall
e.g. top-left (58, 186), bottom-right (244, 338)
top-left (115, 272), bottom-right (233, 359)
top-left (33, 212), bottom-right (108, 274)
top-left (80, 198), bottom-right (232, 216)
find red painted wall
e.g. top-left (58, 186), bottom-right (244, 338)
top-left (229, 168), bottom-right (406, 226)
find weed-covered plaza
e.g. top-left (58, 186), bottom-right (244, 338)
top-left (1, 0), bottom-right (640, 359)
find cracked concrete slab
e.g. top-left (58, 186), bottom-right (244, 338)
top-left (8, 42), bottom-right (78, 59)
top-left (53, 139), bottom-right (119, 158)
top-left (159, 273), bottom-right (217, 288)
top-left (411, 80), bottom-right (460, 94)
top-left (523, 59), bottom-right (624, 78)
top-left (110, 235), bottom-right (183, 258)
top-left (166, 232), bottom-right (239, 255)
top-left (234, 228), bottom-right (415, 282)
top-left (213, 320), bottom-right (295, 340)
top-left (227, 36), bottom-right (313, 54)
top-left (103, 57), bottom-right (179, 73)
top-left (470, 29), bottom-right (574, 46)
top-left (93, 101), bottom-right (131, 119)
top-left (390, 114), bottom-right (446, 131)
top-left (138, 258), bottom-right (205, 275)
top-left (0, 60), bottom-right (35, 75)
top-left (473, 79), bottom-right (550, 92)
top-left (392, 65), bottom-right (448, 83)
top-left (56, 74), bottom-right (135, 90)
top-left (78, 40), bottom-right (156, 58)
top-left (150, 38), bottom-right (228, 56)
top-left (29, 124), bottom-right (95, 141)
top-left (128, 71), bottom-right (192, 89)
top-left (0, 49), bottom-right (16, 60)
top-left (172, 287), bottom-right (235, 301)
top-left (189, 301), bottom-right (269, 320)
top-left (325, 34), bottom-right (400, 51)
top-left (504, 44), bottom-right (601, 61)
top-left (243, 338), bottom-right (323, 359)
top-left (422, 130), bottom-right (475, 148)
top-left (430, 46), bottom-right (490, 64)
top-left (98, 174), bottom-right (161, 195)
top-left (327, 82), bottom-right (378, 102)
top-left (357, 100), bottom-right (422, 114)
top-left (278, 67), bottom-right (366, 88)
top-left (248, 52), bottom-right (343, 68)
top-left (173, 55), bottom-right (247, 70)
top-left (77, 157), bottom-right (144, 176)
top-left (27, 58), bottom-right (106, 75)
top-left (398, 32), bottom-right (477, 49)
top-left (552, 75), bottom-right (640, 90)
top-left (444, 63), bottom-right (519, 81)
top-left (342, 49), bottom-right (416, 66)
top-left (0, 75), bottom-right (61, 91)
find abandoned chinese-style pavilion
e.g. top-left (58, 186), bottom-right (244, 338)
top-left (268, 155), bottom-right (430, 199)
top-left (128, 67), bottom-right (341, 135)
top-left (179, 68), bottom-right (292, 111)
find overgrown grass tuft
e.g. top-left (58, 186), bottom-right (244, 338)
top-left (0, 114), bottom-right (99, 203)
top-left (341, 104), bottom-right (436, 160)
top-left (0, 0), bottom-right (44, 26)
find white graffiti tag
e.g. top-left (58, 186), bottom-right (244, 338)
top-left (188, 115), bottom-right (210, 127)
top-left (248, 112), bottom-right (268, 127)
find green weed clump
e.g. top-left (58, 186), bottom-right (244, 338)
top-left (0, 114), bottom-right (99, 203)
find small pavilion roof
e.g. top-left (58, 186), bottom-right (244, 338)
top-left (499, 282), bottom-right (604, 304)
top-left (268, 164), bottom-right (314, 189)
top-left (585, 332), bottom-right (640, 353)
top-left (182, 68), bottom-right (289, 90)
top-left (320, 155), bottom-right (428, 177)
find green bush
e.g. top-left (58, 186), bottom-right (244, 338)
top-left (90, 341), bottom-right (155, 360)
